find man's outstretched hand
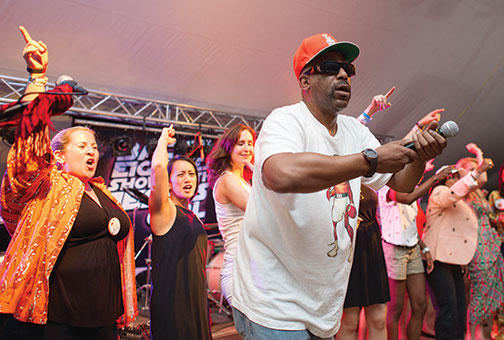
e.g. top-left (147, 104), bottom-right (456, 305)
top-left (408, 121), bottom-right (447, 161)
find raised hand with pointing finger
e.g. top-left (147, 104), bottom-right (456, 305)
top-left (368, 86), bottom-right (395, 113)
top-left (160, 125), bottom-right (177, 145)
top-left (358, 86), bottom-right (395, 125)
top-left (19, 26), bottom-right (48, 73)
top-left (18, 26), bottom-right (49, 101)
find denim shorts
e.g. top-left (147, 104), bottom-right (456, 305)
top-left (232, 307), bottom-right (332, 340)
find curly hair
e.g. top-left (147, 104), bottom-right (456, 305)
top-left (206, 124), bottom-right (256, 187)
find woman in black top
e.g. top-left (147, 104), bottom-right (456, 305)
top-left (149, 126), bottom-right (211, 340)
top-left (0, 27), bottom-right (136, 340)
top-left (47, 180), bottom-right (131, 339)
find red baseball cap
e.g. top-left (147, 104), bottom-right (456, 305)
top-left (293, 33), bottom-right (360, 79)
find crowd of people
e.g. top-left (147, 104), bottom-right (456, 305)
top-left (0, 27), bottom-right (502, 340)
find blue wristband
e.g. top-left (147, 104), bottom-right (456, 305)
top-left (358, 112), bottom-right (372, 125)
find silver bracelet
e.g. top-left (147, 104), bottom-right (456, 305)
top-left (422, 246), bottom-right (430, 254)
top-left (28, 75), bottom-right (48, 87)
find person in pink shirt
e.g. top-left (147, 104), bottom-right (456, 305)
top-left (423, 158), bottom-right (493, 340)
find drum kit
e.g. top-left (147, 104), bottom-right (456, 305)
top-left (125, 188), bottom-right (232, 319)
top-left (205, 223), bottom-right (232, 317)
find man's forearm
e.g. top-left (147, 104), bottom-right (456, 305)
top-left (387, 160), bottom-right (425, 193)
top-left (262, 152), bottom-right (370, 193)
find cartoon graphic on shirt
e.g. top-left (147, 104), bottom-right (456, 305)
top-left (326, 181), bottom-right (356, 260)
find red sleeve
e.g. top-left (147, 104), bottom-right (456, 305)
top-left (0, 84), bottom-right (74, 234)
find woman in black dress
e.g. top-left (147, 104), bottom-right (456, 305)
top-left (336, 185), bottom-right (390, 340)
top-left (149, 126), bottom-right (211, 340)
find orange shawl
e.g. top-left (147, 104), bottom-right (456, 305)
top-left (0, 124), bottom-right (137, 325)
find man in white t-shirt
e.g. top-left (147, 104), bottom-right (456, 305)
top-left (231, 33), bottom-right (447, 339)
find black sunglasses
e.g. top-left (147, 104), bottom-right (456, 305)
top-left (303, 61), bottom-right (356, 77)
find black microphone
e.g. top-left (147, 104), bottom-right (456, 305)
top-left (56, 75), bottom-right (88, 95)
top-left (404, 120), bottom-right (459, 150)
top-left (124, 187), bottom-right (149, 205)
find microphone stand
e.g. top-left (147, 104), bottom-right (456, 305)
top-left (129, 191), bottom-right (153, 314)
top-left (136, 233), bottom-right (152, 312)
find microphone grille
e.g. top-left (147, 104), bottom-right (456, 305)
top-left (56, 75), bottom-right (73, 85)
top-left (439, 120), bottom-right (459, 138)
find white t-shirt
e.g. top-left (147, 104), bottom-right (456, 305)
top-left (232, 101), bottom-right (392, 338)
top-left (378, 187), bottom-right (419, 247)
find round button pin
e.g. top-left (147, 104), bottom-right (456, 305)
top-left (108, 217), bottom-right (121, 236)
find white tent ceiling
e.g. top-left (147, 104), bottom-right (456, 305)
top-left (1, 0), bottom-right (503, 187)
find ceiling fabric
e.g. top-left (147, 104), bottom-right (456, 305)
top-left (1, 0), bottom-right (503, 187)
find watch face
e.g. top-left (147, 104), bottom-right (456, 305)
top-left (364, 148), bottom-right (378, 159)
top-left (362, 148), bottom-right (378, 177)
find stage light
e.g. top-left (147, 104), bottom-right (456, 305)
top-left (112, 136), bottom-right (133, 156)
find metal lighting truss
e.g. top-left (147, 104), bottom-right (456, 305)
top-left (0, 74), bottom-right (264, 138)
top-left (0, 74), bottom-right (394, 142)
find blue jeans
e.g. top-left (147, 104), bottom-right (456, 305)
top-left (425, 261), bottom-right (466, 340)
top-left (232, 307), bottom-right (332, 340)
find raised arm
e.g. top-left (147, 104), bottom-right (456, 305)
top-left (149, 126), bottom-right (177, 235)
top-left (472, 158), bottom-right (493, 188)
top-left (465, 143), bottom-right (488, 188)
top-left (1, 27), bottom-right (54, 234)
top-left (389, 166), bottom-right (453, 205)
top-left (357, 86), bottom-right (395, 125)
top-left (466, 143), bottom-right (484, 166)
top-left (428, 162), bottom-right (491, 209)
